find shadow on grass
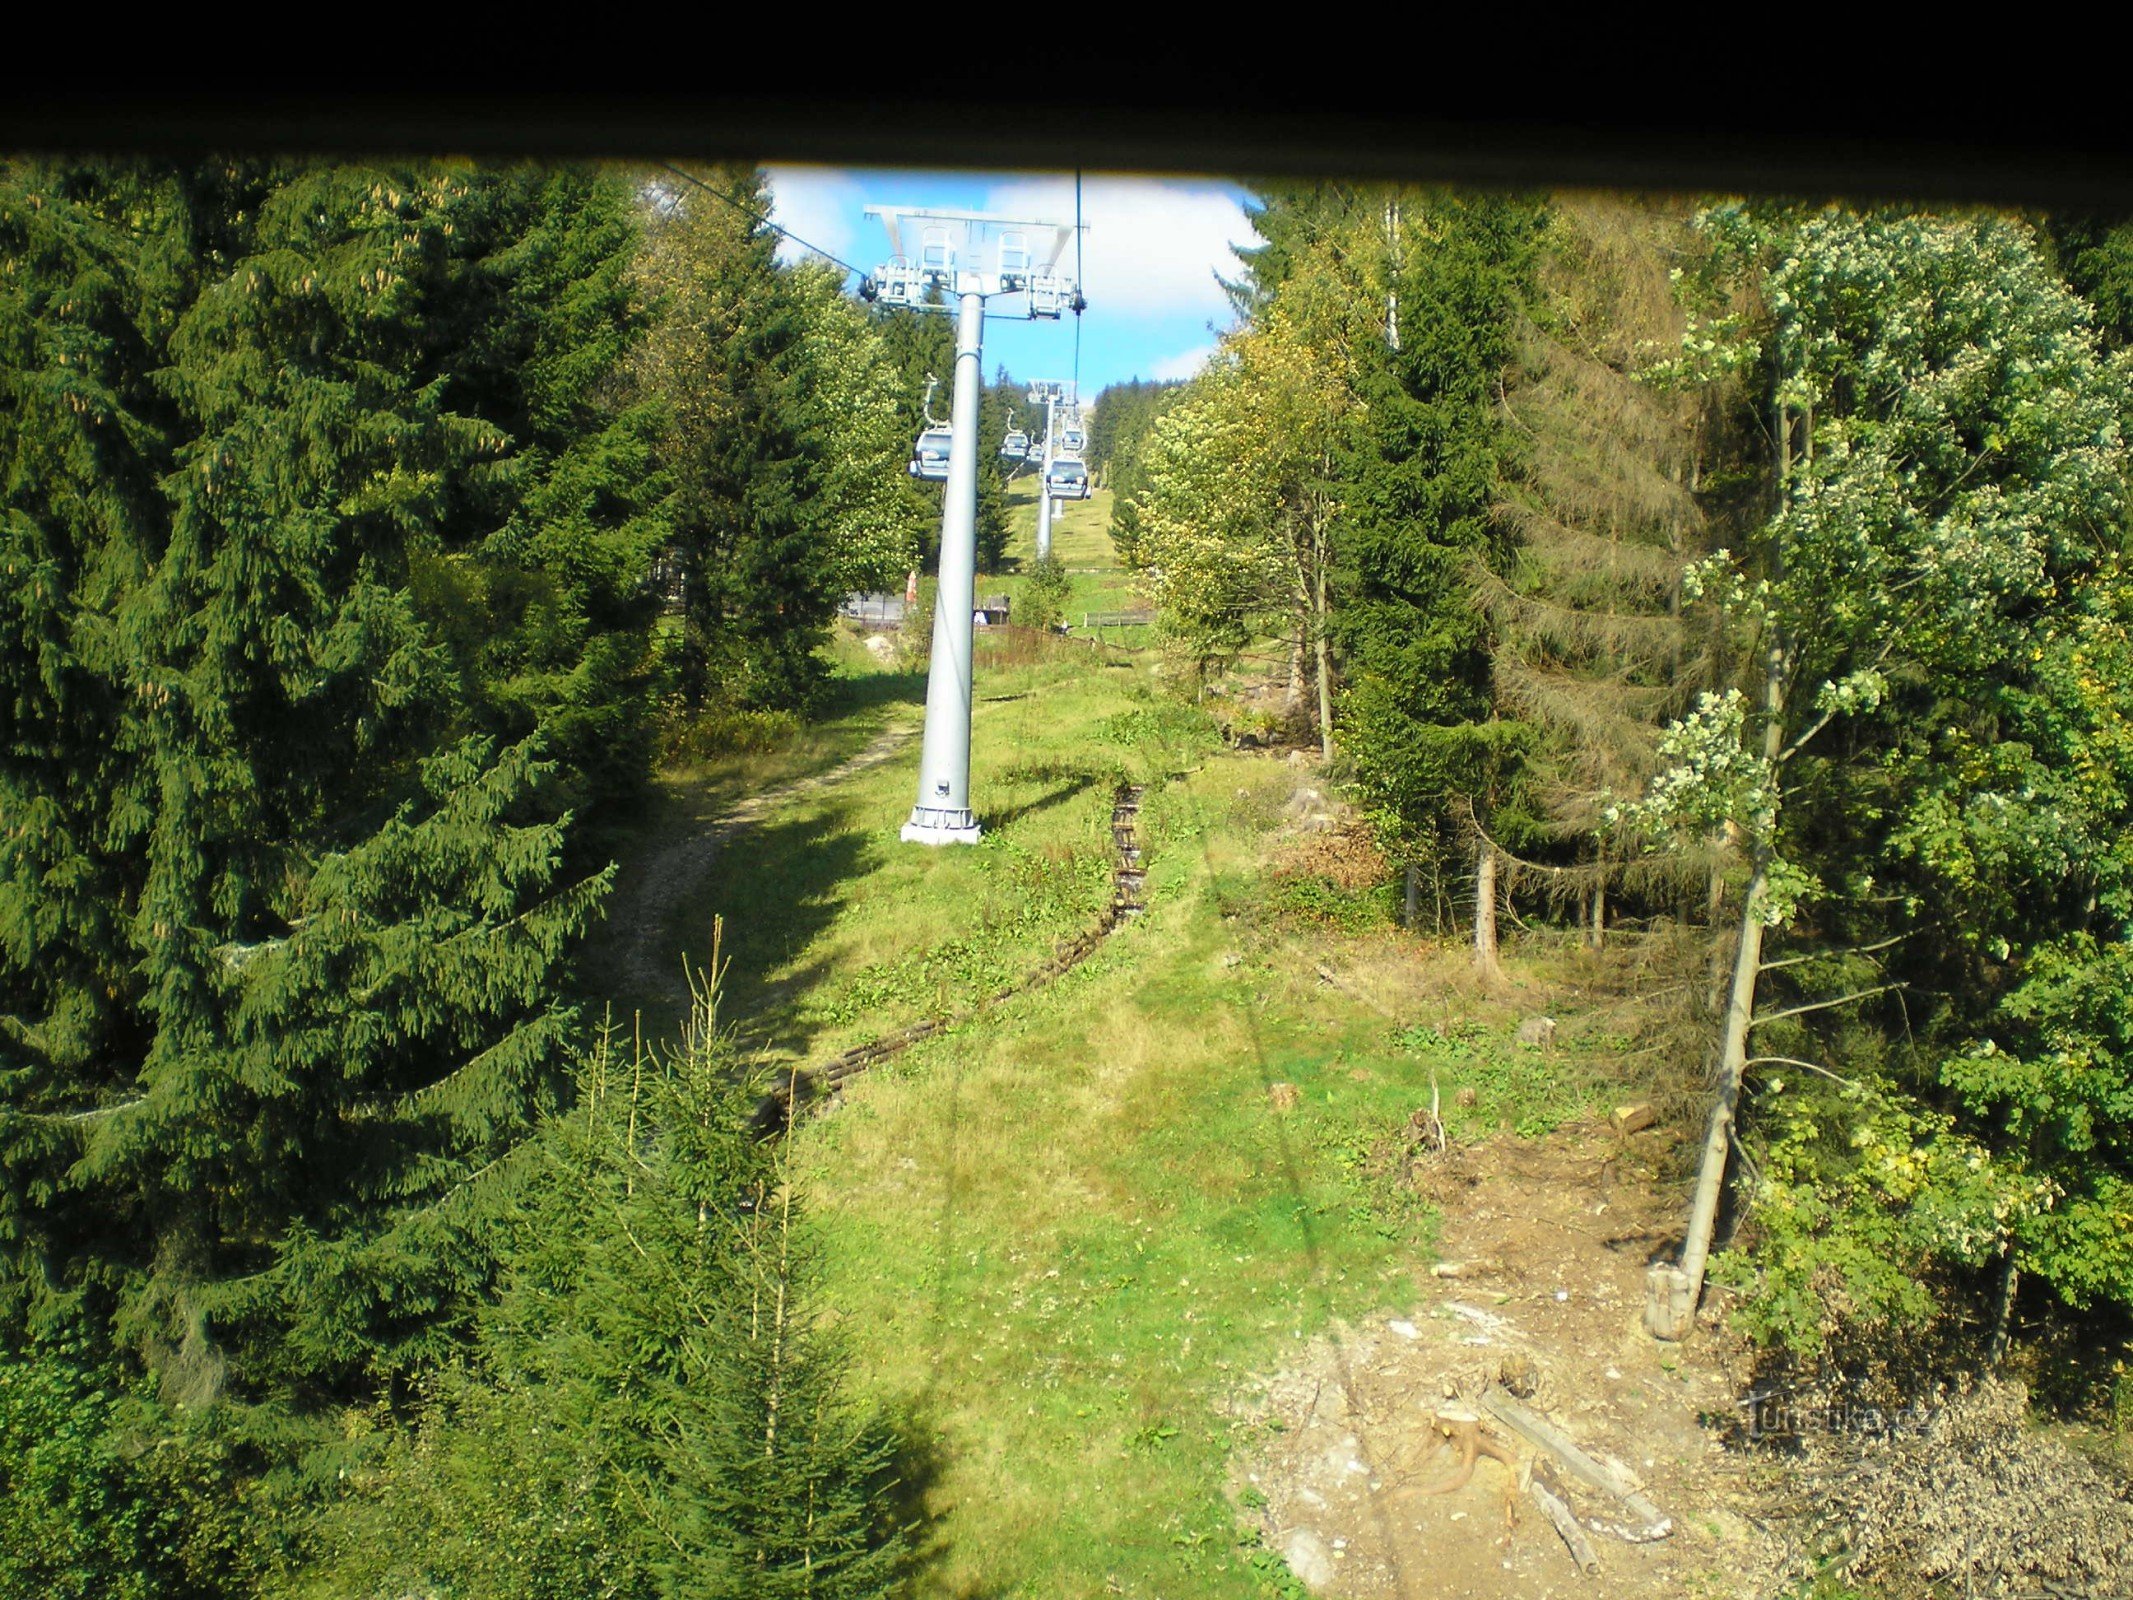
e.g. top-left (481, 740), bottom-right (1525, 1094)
top-left (689, 806), bottom-right (880, 1058)
top-left (826, 663), bottom-right (928, 719)
top-left (983, 771), bottom-right (1102, 834)
top-left (875, 1397), bottom-right (1006, 1598)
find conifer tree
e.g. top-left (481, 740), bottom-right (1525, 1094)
top-left (2, 162), bottom-right (611, 1400)
top-left (1479, 197), bottom-right (1723, 943)
top-left (307, 946), bottom-right (905, 1600)
top-left (635, 170), bottom-right (921, 713)
top-left (427, 165), bottom-right (674, 813)
top-left (1331, 191), bottom-right (1541, 946)
top-left (0, 166), bottom-right (176, 1305)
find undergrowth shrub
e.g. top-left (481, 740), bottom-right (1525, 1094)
top-left (1018, 555), bottom-right (1072, 633)
top-left (1714, 1079), bottom-right (2033, 1364)
top-left (1262, 823), bottom-right (1397, 933)
top-left (1098, 694), bottom-right (1218, 760)
top-left (0, 1346), bottom-right (263, 1600)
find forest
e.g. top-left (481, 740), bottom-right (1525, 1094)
top-left (3, 152), bottom-right (2131, 1600)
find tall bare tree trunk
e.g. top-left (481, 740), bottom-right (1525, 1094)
top-left (1704, 844), bottom-right (1730, 1013)
top-left (1987, 1248), bottom-right (2019, 1368)
top-left (1473, 842), bottom-right (1503, 982)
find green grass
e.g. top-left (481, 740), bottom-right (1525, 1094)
top-left (989, 477), bottom-right (1150, 636)
top-left (690, 640), bottom-right (1154, 1065)
top-left (791, 765), bottom-right (1439, 1599)
top-left (601, 646), bottom-right (1625, 1596)
top-left (736, 682), bottom-right (1621, 1596)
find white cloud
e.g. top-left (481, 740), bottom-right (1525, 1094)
top-left (980, 175), bottom-right (1253, 319)
top-left (762, 165), bottom-right (868, 270)
top-left (1149, 344), bottom-right (1216, 382)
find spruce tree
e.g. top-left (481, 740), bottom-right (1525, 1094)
top-left (1479, 197), bottom-right (1723, 940)
top-left (631, 1025), bottom-right (900, 1600)
top-left (306, 950), bottom-right (905, 1600)
top-left (429, 165), bottom-right (674, 814)
top-left (2, 161), bottom-right (610, 1401)
top-left (0, 163), bottom-right (186, 1337)
top-left (1332, 191), bottom-right (1541, 909)
top-left (634, 167), bottom-right (843, 713)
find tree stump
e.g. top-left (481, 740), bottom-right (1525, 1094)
top-left (1642, 1263), bottom-right (1694, 1341)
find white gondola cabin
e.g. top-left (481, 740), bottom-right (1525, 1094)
top-left (1043, 455), bottom-right (1091, 500)
top-left (909, 425), bottom-right (954, 481)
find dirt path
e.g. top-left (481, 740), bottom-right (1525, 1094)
top-left (1229, 1124), bottom-right (1788, 1600)
top-left (601, 721), bottom-right (921, 1012)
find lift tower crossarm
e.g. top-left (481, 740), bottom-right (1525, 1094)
top-left (862, 206), bottom-right (1082, 317)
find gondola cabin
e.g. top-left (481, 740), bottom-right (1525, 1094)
top-left (909, 425), bottom-right (954, 482)
top-left (1044, 456), bottom-right (1091, 500)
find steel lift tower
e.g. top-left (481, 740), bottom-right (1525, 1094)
top-left (1027, 380), bottom-right (1071, 562)
top-left (864, 207), bottom-right (1083, 845)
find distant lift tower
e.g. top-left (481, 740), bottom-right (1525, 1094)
top-left (864, 207), bottom-right (1083, 845)
top-left (1027, 380), bottom-right (1071, 562)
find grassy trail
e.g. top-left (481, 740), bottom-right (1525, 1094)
top-left (791, 742), bottom-right (1617, 1599)
top-left (586, 636), bottom-right (1620, 1598)
top-left (600, 717), bottom-right (923, 1017)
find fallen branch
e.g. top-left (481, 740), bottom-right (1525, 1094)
top-left (1529, 1476), bottom-right (1600, 1575)
top-left (1757, 934), bottom-right (1905, 973)
top-left (1481, 1392), bottom-right (1672, 1542)
top-left (1743, 1055), bottom-right (1858, 1087)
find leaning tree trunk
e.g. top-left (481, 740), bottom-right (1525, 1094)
top-left (1648, 634), bottom-right (1787, 1340)
top-left (1648, 397), bottom-right (1803, 1340)
top-left (1704, 841), bottom-right (1730, 1014)
top-left (1646, 851), bottom-right (1770, 1339)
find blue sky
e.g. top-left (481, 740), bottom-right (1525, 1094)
top-left (764, 167), bottom-right (1259, 402)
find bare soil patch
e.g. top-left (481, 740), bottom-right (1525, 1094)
top-left (1226, 1122), bottom-right (1788, 1600)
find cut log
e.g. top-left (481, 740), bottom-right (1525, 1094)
top-left (1429, 1256), bottom-right (1502, 1279)
top-left (1473, 842), bottom-right (1503, 982)
top-left (1610, 1102), bottom-right (1656, 1135)
top-left (1481, 1392), bottom-right (1672, 1541)
top-left (1529, 1477), bottom-right (1600, 1574)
